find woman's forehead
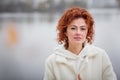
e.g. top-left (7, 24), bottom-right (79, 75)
top-left (68, 18), bottom-right (87, 26)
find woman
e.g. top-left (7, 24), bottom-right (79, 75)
top-left (44, 7), bottom-right (117, 80)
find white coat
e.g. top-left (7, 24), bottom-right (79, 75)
top-left (44, 44), bottom-right (117, 80)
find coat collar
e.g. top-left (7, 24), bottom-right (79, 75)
top-left (55, 44), bottom-right (98, 63)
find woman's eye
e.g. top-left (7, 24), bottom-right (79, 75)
top-left (81, 28), bottom-right (86, 30)
top-left (71, 27), bottom-right (76, 30)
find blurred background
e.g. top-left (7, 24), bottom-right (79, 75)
top-left (0, 0), bottom-right (120, 80)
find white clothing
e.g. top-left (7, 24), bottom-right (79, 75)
top-left (44, 44), bottom-right (117, 80)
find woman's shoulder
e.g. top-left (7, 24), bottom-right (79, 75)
top-left (45, 53), bottom-right (57, 64)
top-left (89, 44), bottom-right (106, 53)
top-left (86, 44), bottom-right (108, 57)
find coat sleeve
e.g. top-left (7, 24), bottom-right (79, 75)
top-left (102, 50), bottom-right (117, 80)
top-left (44, 55), bottom-right (56, 80)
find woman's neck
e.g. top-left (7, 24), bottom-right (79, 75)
top-left (67, 43), bottom-right (83, 55)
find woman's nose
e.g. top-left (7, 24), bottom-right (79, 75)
top-left (76, 29), bottom-right (81, 35)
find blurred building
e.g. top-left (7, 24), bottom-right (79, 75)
top-left (0, 0), bottom-right (33, 12)
top-left (89, 0), bottom-right (118, 8)
top-left (0, 0), bottom-right (119, 13)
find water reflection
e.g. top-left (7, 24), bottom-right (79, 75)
top-left (0, 9), bottom-right (120, 80)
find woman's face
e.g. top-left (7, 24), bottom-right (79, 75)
top-left (66, 18), bottom-right (88, 45)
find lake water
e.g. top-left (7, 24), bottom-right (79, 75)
top-left (0, 8), bottom-right (120, 80)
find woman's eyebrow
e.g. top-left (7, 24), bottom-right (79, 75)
top-left (69, 24), bottom-right (76, 26)
top-left (80, 25), bottom-right (86, 27)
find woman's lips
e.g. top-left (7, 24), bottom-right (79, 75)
top-left (74, 37), bottom-right (82, 40)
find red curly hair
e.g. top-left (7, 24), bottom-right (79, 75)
top-left (57, 7), bottom-right (94, 49)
